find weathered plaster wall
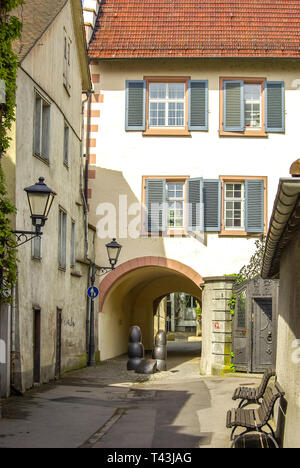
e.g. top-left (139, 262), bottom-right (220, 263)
top-left (12, 2), bottom-right (89, 391)
top-left (275, 234), bottom-right (300, 448)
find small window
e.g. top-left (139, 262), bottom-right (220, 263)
top-left (126, 78), bottom-right (208, 135)
top-left (224, 183), bottom-right (245, 230)
top-left (63, 35), bottom-right (71, 94)
top-left (220, 78), bottom-right (285, 136)
top-left (34, 93), bottom-right (50, 161)
top-left (220, 177), bottom-right (266, 235)
top-left (149, 83), bottom-right (185, 128)
top-left (70, 220), bottom-right (75, 268)
top-left (244, 84), bottom-right (261, 130)
top-left (58, 209), bottom-right (67, 269)
top-left (63, 123), bottom-right (69, 166)
top-left (166, 182), bottom-right (185, 229)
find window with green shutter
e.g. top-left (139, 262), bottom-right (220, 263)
top-left (125, 80), bottom-right (146, 131)
top-left (126, 78), bottom-right (208, 135)
top-left (144, 176), bottom-right (265, 236)
top-left (145, 179), bottom-right (166, 232)
top-left (221, 78), bottom-right (284, 136)
top-left (265, 81), bottom-right (285, 133)
top-left (203, 180), bottom-right (221, 231)
top-left (220, 177), bottom-right (266, 235)
top-left (188, 80), bottom-right (208, 131)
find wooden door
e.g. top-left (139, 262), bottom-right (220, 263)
top-left (33, 309), bottom-right (41, 383)
top-left (55, 309), bottom-right (62, 378)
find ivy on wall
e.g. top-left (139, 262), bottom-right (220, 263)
top-left (0, 0), bottom-right (23, 303)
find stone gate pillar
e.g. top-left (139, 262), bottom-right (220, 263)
top-left (200, 276), bottom-right (235, 376)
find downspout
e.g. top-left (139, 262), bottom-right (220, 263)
top-left (81, 91), bottom-right (93, 356)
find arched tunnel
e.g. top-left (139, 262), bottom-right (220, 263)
top-left (98, 257), bottom-right (203, 360)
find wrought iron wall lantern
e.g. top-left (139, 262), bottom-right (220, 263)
top-left (13, 177), bottom-right (56, 247)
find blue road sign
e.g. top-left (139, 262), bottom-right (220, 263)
top-left (87, 286), bottom-right (99, 299)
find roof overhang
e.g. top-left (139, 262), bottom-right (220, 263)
top-left (71, 0), bottom-right (92, 92)
top-left (262, 177), bottom-right (300, 279)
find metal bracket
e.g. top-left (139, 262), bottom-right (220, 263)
top-left (12, 231), bottom-right (43, 248)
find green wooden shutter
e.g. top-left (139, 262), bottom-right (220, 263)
top-left (265, 81), bottom-right (285, 133)
top-left (203, 180), bottom-right (221, 231)
top-left (125, 80), bottom-right (146, 131)
top-left (245, 180), bottom-right (264, 233)
top-left (187, 178), bottom-right (204, 231)
top-left (223, 80), bottom-right (244, 131)
top-left (145, 179), bottom-right (166, 232)
top-left (188, 81), bottom-right (208, 130)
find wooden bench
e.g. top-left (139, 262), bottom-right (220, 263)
top-left (232, 367), bottom-right (276, 408)
top-left (227, 382), bottom-right (285, 448)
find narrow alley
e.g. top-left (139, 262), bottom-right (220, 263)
top-left (0, 340), bottom-right (262, 449)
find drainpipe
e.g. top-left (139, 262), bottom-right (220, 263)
top-left (80, 91), bottom-right (94, 357)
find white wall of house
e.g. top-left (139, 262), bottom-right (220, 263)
top-left (88, 58), bottom-right (299, 274)
top-left (86, 58), bottom-right (300, 364)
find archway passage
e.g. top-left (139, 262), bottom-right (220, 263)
top-left (98, 256), bottom-right (203, 361)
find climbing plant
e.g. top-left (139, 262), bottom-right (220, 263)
top-left (0, 0), bottom-right (23, 303)
top-left (0, 0), bottom-right (23, 156)
top-left (226, 237), bottom-right (266, 372)
top-left (235, 236), bottom-right (266, 285)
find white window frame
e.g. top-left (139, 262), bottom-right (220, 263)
top-left (58, 208), bottom-right (67, 269)
top-left (149, 83), bottom-right (185, 128)
top-left (70, 220), bottom-right (75, 268)
top-left (63, 34), bottom-right (71, 95)
top-left (63, 122), bottom-right (70, 167)
top-left (224, 182), bottom-right (245, 230)
top-left (166, 182), bottom-right (185, 229)
top-left (34, 92), bottom-right (50, 161)
top-left (244, 83), bottom-right (261, 130)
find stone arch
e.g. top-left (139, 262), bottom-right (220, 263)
top-left (99, 256), bottom-right (204, 312)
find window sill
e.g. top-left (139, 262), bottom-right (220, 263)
top-left (140, 229), bottom-right (188, 237)
top-left (71, 270), bottom-right (82, 278)
top-left (219, 130), bottom-right (268, 138)
top-left (33, 153), bottom-right (50, 165)
top-left (218, 230), bottom-right (262, 237)
top-left (143, 129), bottom-right (191, 137)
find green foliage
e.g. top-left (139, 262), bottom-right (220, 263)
top-left (228, 294), bottom-right (236, 316)
top-left (0, 1), bottom-right (23, 302)
top-left (195, 300), bottom-right (202, 319)
top-left (229, 352), bottom-right (236, 373)
top-left (0, 0), bottom-right (23, 155)
top-left (0, 167), bottom-right (18, 303)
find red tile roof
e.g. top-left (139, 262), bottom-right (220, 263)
top-left (89, 0), bottom-right (300, 59)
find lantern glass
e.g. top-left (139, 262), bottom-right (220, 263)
top-left (106, 238), bottom-right (122, 268)
top-left (27, 192), bottom-right (49, 218)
